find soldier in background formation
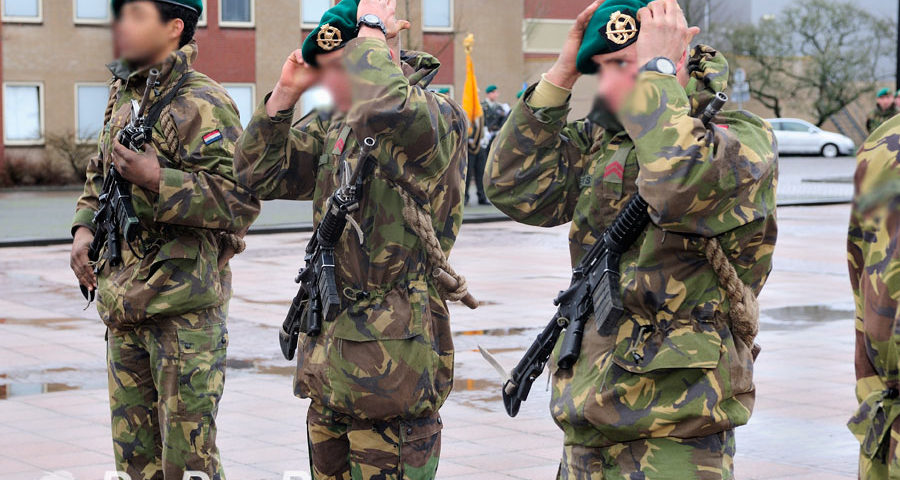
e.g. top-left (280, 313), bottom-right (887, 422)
top-left (486, 0), bottom-right (778, 477)
top-left (867, 88), bottom-right (897, 135)
top-left (233, 0), bottom-right (469, 477)
top-left (68, 0), bottom-right (259, 478)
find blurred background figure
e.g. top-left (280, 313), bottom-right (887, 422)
top-left (866, 88), bottom-right (896, 134)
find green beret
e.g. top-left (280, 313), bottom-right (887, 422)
top-left (516, 88), bottom-right (525, 99)
top-left (112, 0), bottom-right (203, 16)
top-left (302, 0), bottom-right (360, 67)
top-left (894, 89), bottom-right (900, 97)
top-left (576, 0), bottom-right (650, 75)
top-left (878, 88), bottom-right (891, 98)
top-left (436, 87), bottom-right (451, 95)
top-left (486, 85), bottom-right (498, 94)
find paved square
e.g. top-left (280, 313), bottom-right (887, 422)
top-left (0, 204), bottom-right (859, 479)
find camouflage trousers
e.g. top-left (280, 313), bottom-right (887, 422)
top-left (306, 401), bottom-right (442, 479)
top-left (106, 305), bottom-right (229, 480)
top-left (558, 430), bottom-right (736, 480)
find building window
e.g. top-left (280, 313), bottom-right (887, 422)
top-left (73, 0), bottom-right (110, 24)
top-left (197, 0), bottom-right (207, 27)
top-left (1, 0), bottom-right (42, 23)
top-left (301, 86), bottom-right (333, 117)
top-left (301, 0), bottom-right (332, 27)
top-left (75, 84), bottom-right (110, 142)
top-left (220, 0), bottom-right (253, 27)
top-left (223, 84), bottom-right (255, 129)
top-left (3, 83), bottom-right (44, 145)
top-left (523, 19), bottom-right (574, 54)
top-left (422, 0), bottom-right (452, 31)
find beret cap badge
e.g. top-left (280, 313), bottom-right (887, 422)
top-left (317, 23), bottom-right (344, 51)
top-left (606, 11), bottom-right (637, 45)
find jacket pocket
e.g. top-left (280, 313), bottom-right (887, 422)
top-left (142, 235), bottom-right (222, 319)
top-left (611, 319), bottom-right (723, 374)
top-left (326, 278), bottom-right (439, 420)
top-left (175, 321), bottom-right (228, 416)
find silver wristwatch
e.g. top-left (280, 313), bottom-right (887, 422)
top-left (640, 57), bottom-right (677, 76)
top-left (357, 14), bottom-right (387, 35)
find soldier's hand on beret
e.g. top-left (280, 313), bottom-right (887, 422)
top-left (547, 0), bottom-right (604, 89)
top-left (357, 0), bottom-right (396, 38)
top-left (112, 140), bottom-right (162, 193)
top-left (635, 0), bottom-right (700, 70)
top-left (268, 50), bottom-right (320, 116)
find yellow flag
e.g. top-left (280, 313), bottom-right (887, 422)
top-left (462, 34), bottom-right (484, 132)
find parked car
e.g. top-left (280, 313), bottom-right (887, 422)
top-left (765, 118), bottom-right (856, 157)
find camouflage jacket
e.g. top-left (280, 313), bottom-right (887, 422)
top-left (72, 42), bottom-right (260, 330)
top-left (235, 38), bottom-right (467, 421)
top-left (486, 46), bottom-right (778, 447)
top-left (867, 106), bottom-right (897, 135)
top-left (847, 115), bottom-right (900, 464)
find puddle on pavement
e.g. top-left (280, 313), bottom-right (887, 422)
top-left (227, 358), bottom-right (295, 376)
top-left (0, 369), bottom-right (105, 400)
top-left (0, 382), bottom-right (83, 399)
top-left (760, 305), bottom-right (853, 330)
top-left (0, 317), bottom-right (85, 330)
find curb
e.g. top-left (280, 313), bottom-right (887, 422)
top-left (0, 201), bottom-right (850, 249)
top-left (0, 214), bottom-right (518, 248)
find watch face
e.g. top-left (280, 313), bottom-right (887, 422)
top-left (362, 14), bottom-right (381, 24)
top-left (656, 58), bottom-right (676, 75)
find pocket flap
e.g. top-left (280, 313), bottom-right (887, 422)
top-left (177, 322), bottom-right (228, 354)
top-left (612, 322), bottom-right (723, 374)
top-left (332, 279), bottom-right (428, 342)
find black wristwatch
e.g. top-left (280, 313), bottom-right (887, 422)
top-left (357, 14), bottom-right (387, 35)
top-left (640, 57), bottom-right (677, 76)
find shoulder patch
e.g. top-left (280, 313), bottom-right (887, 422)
top-left (203, 130), bottom-right (223, 145)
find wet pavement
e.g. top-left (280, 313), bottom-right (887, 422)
top-left (0, 204), bottom-right (859, 479)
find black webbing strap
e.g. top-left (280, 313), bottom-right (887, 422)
top-left (145, 71), bottom-right (192, 134)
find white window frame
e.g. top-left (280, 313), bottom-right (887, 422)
top-left (197, 0), bottom-right (208, 27)
top-left (219, 0), bottom-right (254, 28)
top-left (74, 82), bottom-right (110, 144)
top-left (1, 0), bottom-right (43, 23)
top-left (3, 81), bottom-right (46, 146)
top-left (300, 0), bottom-right (334, 29)
top-left (523, 18), bottom-right (575, 54)
top-left (222, 82), bottom-right (257, 128)
top-left (72, 0), bottom-right (111, 25)
top-left (422, 0), bottom-right (453, 33)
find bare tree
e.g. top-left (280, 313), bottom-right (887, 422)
top-left (731, 0), bottom-right (894, 126)
top-left (46, 131), bottom-right (96, 183)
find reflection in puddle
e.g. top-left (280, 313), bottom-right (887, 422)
top-left (0, 317), bottom-right (85, 330)
top-left (760, 305), bottom-right (853, 330)
top-left (0, 382), bottom-right (82, 399)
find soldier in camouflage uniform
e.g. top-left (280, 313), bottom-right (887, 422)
top-left (69, 1), bottom-right (259, 478)
top-left (866, 88), bottom-right (896, 135)
top-left (233, 0), bottom-right (467, 478)
top-left (486, 0), bottom-right (778, 478)
top-left (848, 114), bottom-right (900, 479)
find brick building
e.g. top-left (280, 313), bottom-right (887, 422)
top-left (0, 0), bottom-right (768, 171)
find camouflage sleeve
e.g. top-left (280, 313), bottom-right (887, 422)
top-left (153, 86), bottom-right (260, 232)
top-left (484, 86), bottom-right (595, 227)
top-left (620, 72), bottom-right (777, 237)
top-left (343, 38), bottom-right (466, 204)
top-left (848, 128), bottom-right (900, 400)
top-left (234, 97), bottom-right (326, 201)
top-left (71, 148), bottom-right (104, 236)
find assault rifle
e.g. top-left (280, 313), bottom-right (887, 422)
top-left (496, 91), bottom-right (729, 417)
top-left (279, 137), bottom-right (377, 360)
top-left (81, 69), bottom-right (160, 302)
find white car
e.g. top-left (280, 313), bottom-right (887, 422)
top-left (765, 118), bottom-right (856, 157)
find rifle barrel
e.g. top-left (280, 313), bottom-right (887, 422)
top-left (137, 69), bottom-right (160, 118)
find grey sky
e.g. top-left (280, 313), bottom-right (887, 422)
top-left (750, 0), bottom-right (896, 21)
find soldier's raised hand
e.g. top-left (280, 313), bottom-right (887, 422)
top-left (546, 0), bottom-right (604, 89)
top-left (268, 50), bottom-right (320, 116)
top-left (635, 0), bottom-right (700, 69)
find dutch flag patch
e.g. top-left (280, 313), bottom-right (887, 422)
top-left (203, 130), bottom-right (223, 145)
